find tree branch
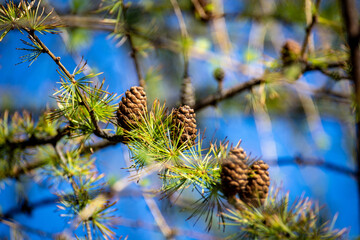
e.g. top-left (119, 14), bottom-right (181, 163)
top-left (143, 194), bottom-right (175, 239)
top-left (304, 61), bottom-right (350, 80)
top-left (301, 0), bottom-right (321, 59)
top-left (0, 218), bottom-right (54, 239)
top-left (0, 126), bottom-right (69, 150)
top-left (85, 220), bottom-right (92, 240)
top-left (194, 78), bottom-right (264, 111)
top-left (268, 156), bottom-right (357, 179)
top-left (25, 30), bottom-right (125, 143)
top-left (127, 33), bottom-right (145, 88)
top-left (115, 216), bottom-right (222, 240)
top-left (194, 59), bottom-right (349, 112)
top-left (0, 159), bottom-right (48, 180)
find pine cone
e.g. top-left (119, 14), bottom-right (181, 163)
top-left (181, 77), bottom-right (195, 108)
top-left (240, 160), bottom-right (270, 207)
top-left (220, 147), bottom-right (249, 198)
top-left (171, 105), bottom-right (197, 147)
top-left (281, 39), bottom-right (301, 65)
top-left (117, 86), bottom-right (147, 130)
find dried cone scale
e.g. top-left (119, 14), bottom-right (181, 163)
top-left (117, 86), bottom-right (147, 130)
top-left (240, 160), bottom-right (270, 207)
top-left (220, 147), bottom-right (249, 198)
top-left (172, 105), bottom-right (197, 147)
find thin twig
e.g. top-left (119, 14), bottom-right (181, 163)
top-left (121, 148), bottom-right (175, 239)
top-left (85, 221), bottom-right (92, 240)
top-left (115, 216), bottom-right (222, 240)
top-left (194, 59), bottom-right (349, 112)
top-left (143, 194), bottom-right (175, 239)
top-left (82, 140), bottom-right (118, 154)
top-left (120, 2), bottom-right (145, 88)
top-left (304, 61), bottom-right (350, 80)
top-left (170, 0), bottom-right (192, 108)
top-left (194, 78), bottom-right (264, 111)
top-left (267, 156), bottom-right (357, 179)
top-left (127, 33), bottom-right (145, 88)
top-left (293, 81), bottom-right (351, 102)
top-left (171, 0), bottom-right (189, 76)
top-left (0, 218), bottom-right (54, 239)
top-left (169, 0), bottom-right (189, 40)
top-left (1, 189), bottom-right (145, 220)
top-left (301, 0), bottom-right (321, 59)
top-left (210, 0), bottom-right (232, 54)
top-left (54, 143), bottom-right (81, 203)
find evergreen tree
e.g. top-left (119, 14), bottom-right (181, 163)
top-left (0, 0), bottom-right (356, 239)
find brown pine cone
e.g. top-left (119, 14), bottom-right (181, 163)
top-left (171, 105), bottom-right (197, 147)
top-left (117, 86), bottom-right (147, 130)
top-left (281, 39), bottom-right (301, 65)
top-left (220, 147), bottom-right (249, 198)
top-left (240, 160), bottom-right (270, 207)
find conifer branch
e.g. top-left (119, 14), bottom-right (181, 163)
top-left (25, 29), bottom-right (125, 143)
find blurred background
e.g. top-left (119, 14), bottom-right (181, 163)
top-left (0, 0), bottom-right (358, 239)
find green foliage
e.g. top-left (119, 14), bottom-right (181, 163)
top-left (16, 37), bottom-right (44, 66)
top-left (123, 99), bottom-right (345, 237)
top-left (0, 1), bottom-right (24, 41)
top-left (223, 188), bottom-right (347, 239)
top-left (39, 145), bottom-right (118, 239)
top-left (100, 0), bottom-right (126, 45)
top-left (0, 0), bottom-right (59, 41)
top-left (126, 100), bottom-right (179, 169)
top-left (50, 61), bottom-right (118, 135)
top-left (20, 0), bottom-right (59, 34)
top-left (0, 110), bottom-right (59, 150)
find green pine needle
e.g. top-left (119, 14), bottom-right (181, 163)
top-left (16, 38), bottom-right (44, 66)
top-left (222, 188), bottom-right (347, 239)
top-left (49, 63), bottom-right (118, 135)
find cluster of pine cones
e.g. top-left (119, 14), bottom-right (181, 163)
top-left (221, 146), bottom-right (270, 207)
top-left (116, 86), bottom-right (197, 146)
